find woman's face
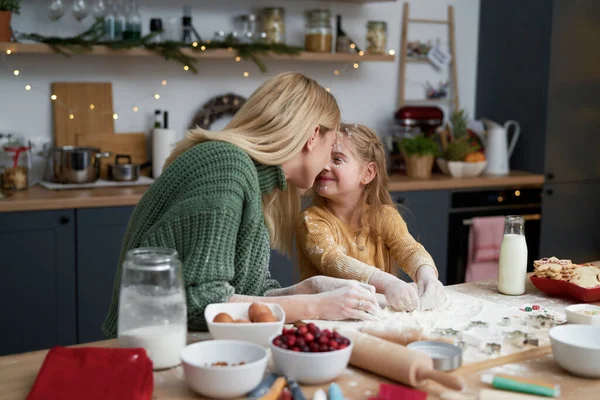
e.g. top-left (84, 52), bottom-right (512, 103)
top-left (285, 128), bottom-right (337, 189)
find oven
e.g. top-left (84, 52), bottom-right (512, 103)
top-left (446, 187), bottom-right (542, 285)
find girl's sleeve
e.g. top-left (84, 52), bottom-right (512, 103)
top-left (382, 205), bottom-right (438, 281)
top-left (296, 212), bottom-right (381, 283)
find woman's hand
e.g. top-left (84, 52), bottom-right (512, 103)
top-left (370, 271), bottom-right (420, 312)
top-left (301, 275), bottom-right (376, 295)
top-left (416, 265), bottom-right (446, 311)
top-left (312, 283), bottom-right (380, 321)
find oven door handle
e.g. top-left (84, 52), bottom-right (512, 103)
top-left (462, 213), bottom-right (541, 226)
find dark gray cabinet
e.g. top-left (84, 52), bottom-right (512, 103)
top-left (391, 190), bottom-right (450, 284)
top-left (0, 210), bottom-right (76, 356)
top-left (540, 182), bottom-right (600, 262)
top-left (76, 206), bottom-right (134, 343)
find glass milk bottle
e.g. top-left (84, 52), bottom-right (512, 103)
top-left (498, 216), bottom-right (528, 295)
top-left (118, 248), bottom-right (187, 370)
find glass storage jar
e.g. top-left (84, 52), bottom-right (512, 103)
top-left (260, 7), bottom-right (285, 44)
top-left (118, 247), bottom-right (187, 370)
top-left (366, 21), bottom-right (387, 54)
top-left (305, 9), bottom-right (333, 53)
top-left (1, 137), bottom-right (31, 191)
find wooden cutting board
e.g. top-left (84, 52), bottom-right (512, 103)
top-left (52, 82), bottom-right (115, 146)
top-left (76, 133), bottom-right (149, 179)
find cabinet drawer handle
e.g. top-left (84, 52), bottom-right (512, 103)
top-left (59, 216), bottom-right (71, 224)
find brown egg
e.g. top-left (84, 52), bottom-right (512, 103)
top-left (248, 302), bottom-right (271, 322)
top-left (234, 319), bottom-right (251, 323)
top-left (213, 312), bottom-right (234, 323)
top-left (254, 312), bottom-right (278, 323)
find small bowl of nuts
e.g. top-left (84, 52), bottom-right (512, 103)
top-left (205, 302), bottom-right (285, 348)
top-left (180, 339), bottom-right (268, 398)
top-left (269, 323), bottom-right (353, 385)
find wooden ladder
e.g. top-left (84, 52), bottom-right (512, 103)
top-left (397, 2), bottom-right (460, 111)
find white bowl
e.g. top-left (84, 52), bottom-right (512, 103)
top-left (437, 159), bottom-right (487, 178)
top-left (204, 302), bottom-right (285, 348)
top-left (565, 304), bottom-right (600, 326)
top-left (268, 333), bottom-right (353, 385)
top-left (549, 325), bottom-right (600, 378)
top-left (180, 340), bottom-right (268, 398)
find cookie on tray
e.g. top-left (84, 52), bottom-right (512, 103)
top-left (570, 266), bottom-right (600, 288)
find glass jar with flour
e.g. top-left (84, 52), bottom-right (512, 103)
top-left (498, 216), bottom-right (528, 295)
top-left (118, 248), bottom-right (187, 370)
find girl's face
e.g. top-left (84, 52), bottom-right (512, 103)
top-left (314, 134), bottom-right (371, 201)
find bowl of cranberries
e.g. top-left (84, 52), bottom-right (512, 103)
top-left (269, 323), bottom-right (353, 384)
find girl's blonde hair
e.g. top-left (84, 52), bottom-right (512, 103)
top-left (164, 72), bottom-right (340, 255)
top-left (315, 123), bottom-right (393, 235)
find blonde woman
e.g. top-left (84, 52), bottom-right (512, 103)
top-left (102, 73), bottom-right (379, 337)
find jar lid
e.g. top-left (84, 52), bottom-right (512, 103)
top-left (306, 9), bottom-right (331, 19)
top-left (367, 21), bottom-right (387, 28)
top-left (261, 7), bottom-right (284, 14)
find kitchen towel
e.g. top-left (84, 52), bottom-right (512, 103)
top-left (152, 128), bottom-right (177, 179)
top-left (27, 346), bottom-right (153, 400)
top-left (465, 216), bottom-right (505, 282)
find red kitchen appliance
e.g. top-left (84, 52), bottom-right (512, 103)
top-left (394, 106), bottom-right (444, 136)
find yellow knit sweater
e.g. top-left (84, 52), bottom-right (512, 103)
top-left (296, 204), bottom-right (437, 283)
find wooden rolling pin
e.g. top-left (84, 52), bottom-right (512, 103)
top-left (339, 329), bottom-right (465, 391)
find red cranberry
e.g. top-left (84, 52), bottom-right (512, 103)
top-left (282, 328), bottom-right (293, 336)
top-left (292, 347), bottom-right (301, 352)
top-left (282, 336), bottom-right (289, 343)
top-left (296, 338), bottom-right (306, 348)
top-left (273, 338), bottom-right (283, 346)
top-left (322, 329), bottom-right (332, 337)
top-left (287, 336), bottom-right (297, 347)
top-left (314, 332), bottom-right (321, 340)
top-left (333, 331), bottom-right (340, 339)
top-left (307, 323), bottom-right (317, 333)
top-left (302, 346), bottom-right (310, 352)
top-left (319, 344), bottom-right (329, 352)
top-left (309, 343), bottom-right (319, 352)
top-left (329, 340), bottom-right (339, 350)
top-left (297, 325), bottom-right (308, 335)
top-left (280, 344), bottom-right (289, 350)
top-left (339, 344), bottom-right (349, 350)
top-left (319, 336), bottom-right (329, 345)
top-left (304, 333), bottom-right (315, 343)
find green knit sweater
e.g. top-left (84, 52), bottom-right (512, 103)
top-left (102, 141), bottom-right (283, 337)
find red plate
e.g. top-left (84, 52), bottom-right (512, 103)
top-left (530, 276), bottom-right (600, 302)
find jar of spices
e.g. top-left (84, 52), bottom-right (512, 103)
top-left (260, 7), bottom-right (285, 44)
top-left (366, 21), bottom-right (387, 54)
top-left (305, 9), bottom-right (333, 53)
top-left (1, 137), bottom-right (31, 191)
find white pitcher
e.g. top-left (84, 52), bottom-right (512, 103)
top-left (482, 119), bottom-right (521, 176)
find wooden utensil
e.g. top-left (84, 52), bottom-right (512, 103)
top-left (339, 329), bottom-right (465, 391)
top-left (76, 133), bottom-right (148, 179)
top-left (52, 82), bottom-right (115, 146)
top-left (452, 345), bottom-right (552, 376)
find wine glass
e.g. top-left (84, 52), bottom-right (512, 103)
top-left (72, 0), bottom-right (90, 22)
top-left (92, 0), bottom-right (107, 19)
top-left (48, 0), bottom-right (67, 21)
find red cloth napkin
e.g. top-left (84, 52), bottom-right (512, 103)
top-left (27, 346), bottom-right (153, 400)
top-left (465, 216), bottom-right (505, 282)
top-left (370, 383), bottom-right (427, 400)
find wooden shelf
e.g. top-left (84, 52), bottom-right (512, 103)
top-left (408, 18), bottom-right (449, 25)
top-left (406, 58), bottom-right (430, 64)
top-left (0, 43), bottom-right (395, 63)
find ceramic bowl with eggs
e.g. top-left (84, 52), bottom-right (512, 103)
top-left (549, 325), bottom-right (600, 378)
top-left (204, 302), bottom-right (285, 348)
top-left (180, 339), bottom-right (268, 398)
top-left (565, 304), bottom-right (600, 326)
top-left (269, 324), bottom-right (353, 385)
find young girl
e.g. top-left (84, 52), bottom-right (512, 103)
top-left (296, 123), bottom-right (445, 312)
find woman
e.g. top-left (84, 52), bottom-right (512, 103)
top-left (102, 72), bottom-right (379, 337)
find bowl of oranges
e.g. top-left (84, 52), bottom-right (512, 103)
top-left (437, 151), bottom-right (487, 178)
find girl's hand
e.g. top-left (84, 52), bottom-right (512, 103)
top-left (416, 266), bottom-right (446, 311)
top-left (313, 284), bottom-right (380, 321)
top-left (370, 271), bottom-right (420, 312)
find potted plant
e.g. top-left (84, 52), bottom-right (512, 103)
top-left (399, 134), bottom-right (439, 179)
top-left (0, 0), bottom-right (20, 42)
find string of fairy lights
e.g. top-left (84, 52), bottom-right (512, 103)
top-left (1, 43), bottom-right (396, 120)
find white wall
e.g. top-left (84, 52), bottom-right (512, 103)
top-left (1, 0), bottom-right (480, 148)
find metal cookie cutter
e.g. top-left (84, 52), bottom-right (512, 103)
top-left (407, 341), bottom-right (463, 371)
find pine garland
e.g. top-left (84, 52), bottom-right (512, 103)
top-left (16, 19), bottom-right (303, 73)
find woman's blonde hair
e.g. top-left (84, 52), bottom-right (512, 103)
top-left (315, 123), bottom-right (393, 235)
top-left (164, 72), bottom-right (340, 255)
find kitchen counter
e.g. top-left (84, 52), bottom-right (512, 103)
top-left (1, 264), bottom-right (598, 400)
top-left (0, 171), bottom-right (543, 213)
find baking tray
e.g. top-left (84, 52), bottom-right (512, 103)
top-left (530, 276), bottom-right (600, 302)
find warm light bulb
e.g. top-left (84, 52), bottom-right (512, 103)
top-left (358, 51), bottom-right (365, 56)
top-left (89, 104), bottom-right (95, 110)
top-left (6, 49), bottom-right (11, 55)
top-left (389, 49), bottom-right (396, 56)
top-left (69, 114), bottom-right (74, 120)
top-left (325, 88), bottom-right (331, 93)
top-left (200, 46), bottom-right (206, 51)
top-left (113, 113), bottom-right (119, 120)
top-left (235, 56), bottom-right (241, 62)
top-left (334, 70), bottom-right (340, 76)
top-left (133, 106), bottom-right (139, 112)
top-left (243, 72), bottom-right (249, 77)
top-left (51, 94), bottom-right (57, 101)
top-left (350, 43), bottom-right (356, 49)
top-left (353, 63), bottom-right (359, 69)
top-left (161, 80), bottom-right (167, 86)
top-left (192, 41), bottom-right (198, 47)
top-left (13, 69), bottom-right (19, 76)
top-left (515, 190), bottom-right (521, 197)
top-left (25, 84), bottom-right (31, 91)
top-left (154, 94), bottom-right (160, 100)
top-left (184, 65), bottom-right (189, 71)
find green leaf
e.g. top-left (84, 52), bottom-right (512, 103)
top-left (399, 134), bottom-right (440, 157)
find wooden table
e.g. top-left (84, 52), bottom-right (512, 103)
top-left (2, 271), bottom-right (598, 400)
